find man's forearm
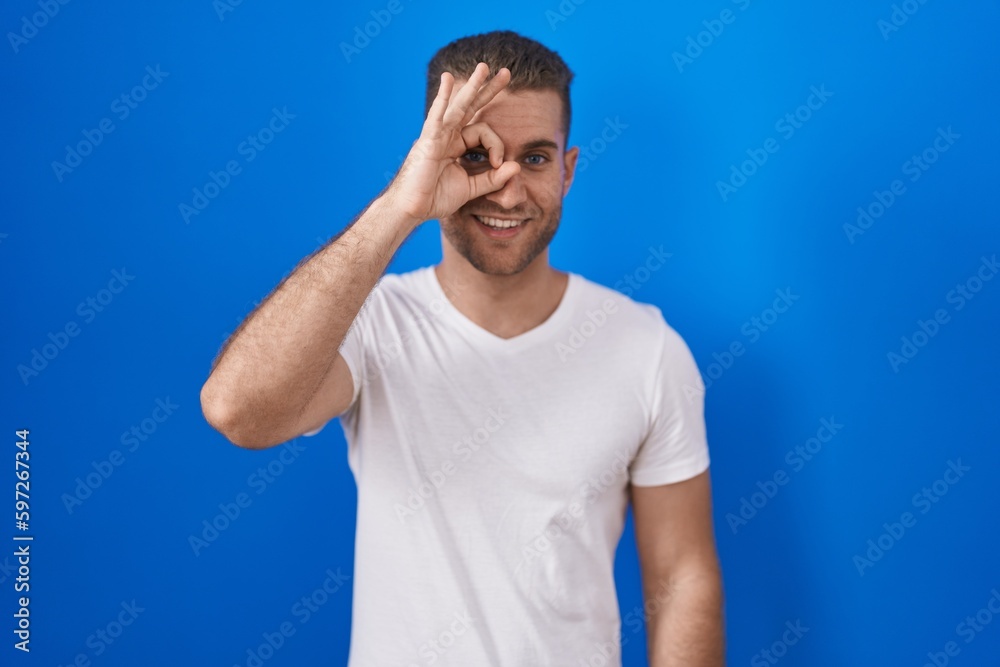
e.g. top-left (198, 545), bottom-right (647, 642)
top-left (647, 571), bottom-right (725, 666)
top-left (201, 193), bottom-right (417, 444)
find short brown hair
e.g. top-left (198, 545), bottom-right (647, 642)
top-left (425, 30), bottom-right (575, 137)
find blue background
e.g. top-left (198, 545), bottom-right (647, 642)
top-left (3, 0), bottom-right (999, 665)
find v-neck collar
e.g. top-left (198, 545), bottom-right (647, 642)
top-left (424, 265), bottom-right (579, 352)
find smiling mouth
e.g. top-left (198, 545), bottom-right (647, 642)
top-left (472, 214), bottom-right (527, 229)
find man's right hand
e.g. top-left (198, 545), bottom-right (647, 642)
top-left (384, 62), bottom-right (521, 225)
top-left (202, 65), bottom-right (521, 449)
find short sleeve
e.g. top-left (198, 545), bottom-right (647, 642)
top-left (301, 286), bottom-right (376, 437)
top-left (628, 322), bottom-right (711, 486)
top-left (336, 314), bottom-right (366, 412)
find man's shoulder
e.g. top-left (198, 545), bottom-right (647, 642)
top-left (570, 272), bottom-right (671, 329)
top-left (376, 265), bottom-right (431, 291)
top-left (349, 266), bottom-right (435, 331)
top-left (362, 266), bottom-right (434, 305)
top-left (569, 272), bottom-right (692, 353)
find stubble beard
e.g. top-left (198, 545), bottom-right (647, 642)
top-left (441, 203), bottom-right (562, 276)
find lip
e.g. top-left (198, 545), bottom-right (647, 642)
top-left (471, 213), bottom-right (526, 239)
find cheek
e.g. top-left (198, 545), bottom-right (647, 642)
top-left (525, 172), bottom-right (565, 209)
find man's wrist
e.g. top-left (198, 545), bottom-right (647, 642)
top-left (373, 190), bottom-right (424, 235)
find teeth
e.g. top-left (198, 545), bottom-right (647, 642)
top-left (476, 215), bottom-right (523, 229)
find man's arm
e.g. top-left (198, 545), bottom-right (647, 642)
top-left (199, 197), bottom-right (414, 448)
top-left (630, 470), bottom-right (725, 666)
top-left (199, 62), bottom-right (521, 449)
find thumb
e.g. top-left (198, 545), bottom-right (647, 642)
top-left (468, 161), bottom-right (521, 200)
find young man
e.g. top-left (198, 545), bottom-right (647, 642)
top-left (201, 30), bottom-right (724, 667)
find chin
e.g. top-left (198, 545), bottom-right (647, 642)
top-left (467, 256), bottom-right (530, 276)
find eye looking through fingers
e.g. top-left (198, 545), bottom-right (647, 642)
top-left (458, 149), bottom-right (492, 175)
top-left (461, 150), bottom-right (488, 163)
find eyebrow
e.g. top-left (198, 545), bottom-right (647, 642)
top-left (520, 139), bottom-right (560, 152)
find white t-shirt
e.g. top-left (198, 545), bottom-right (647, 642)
top-left (305, 265), bottom-right (710, 666)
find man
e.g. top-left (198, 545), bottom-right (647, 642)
top-left (201, 30), bottom-right (724, 666)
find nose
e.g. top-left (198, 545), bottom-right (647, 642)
top-left (484, 171), bottom-right (527, 211)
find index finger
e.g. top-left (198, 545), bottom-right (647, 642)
top-left (441, 62), bottom-right (492, 126)
top-left (462, 67), bottom-right (512, 126)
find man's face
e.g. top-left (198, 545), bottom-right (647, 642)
top-left (439, 85), bottom-right (579, 276)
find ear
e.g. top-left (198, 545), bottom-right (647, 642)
top-left (562, 145), bottom-right (580, 197)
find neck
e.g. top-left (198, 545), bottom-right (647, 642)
top-left (434, 250), bottom-right (568, 340)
